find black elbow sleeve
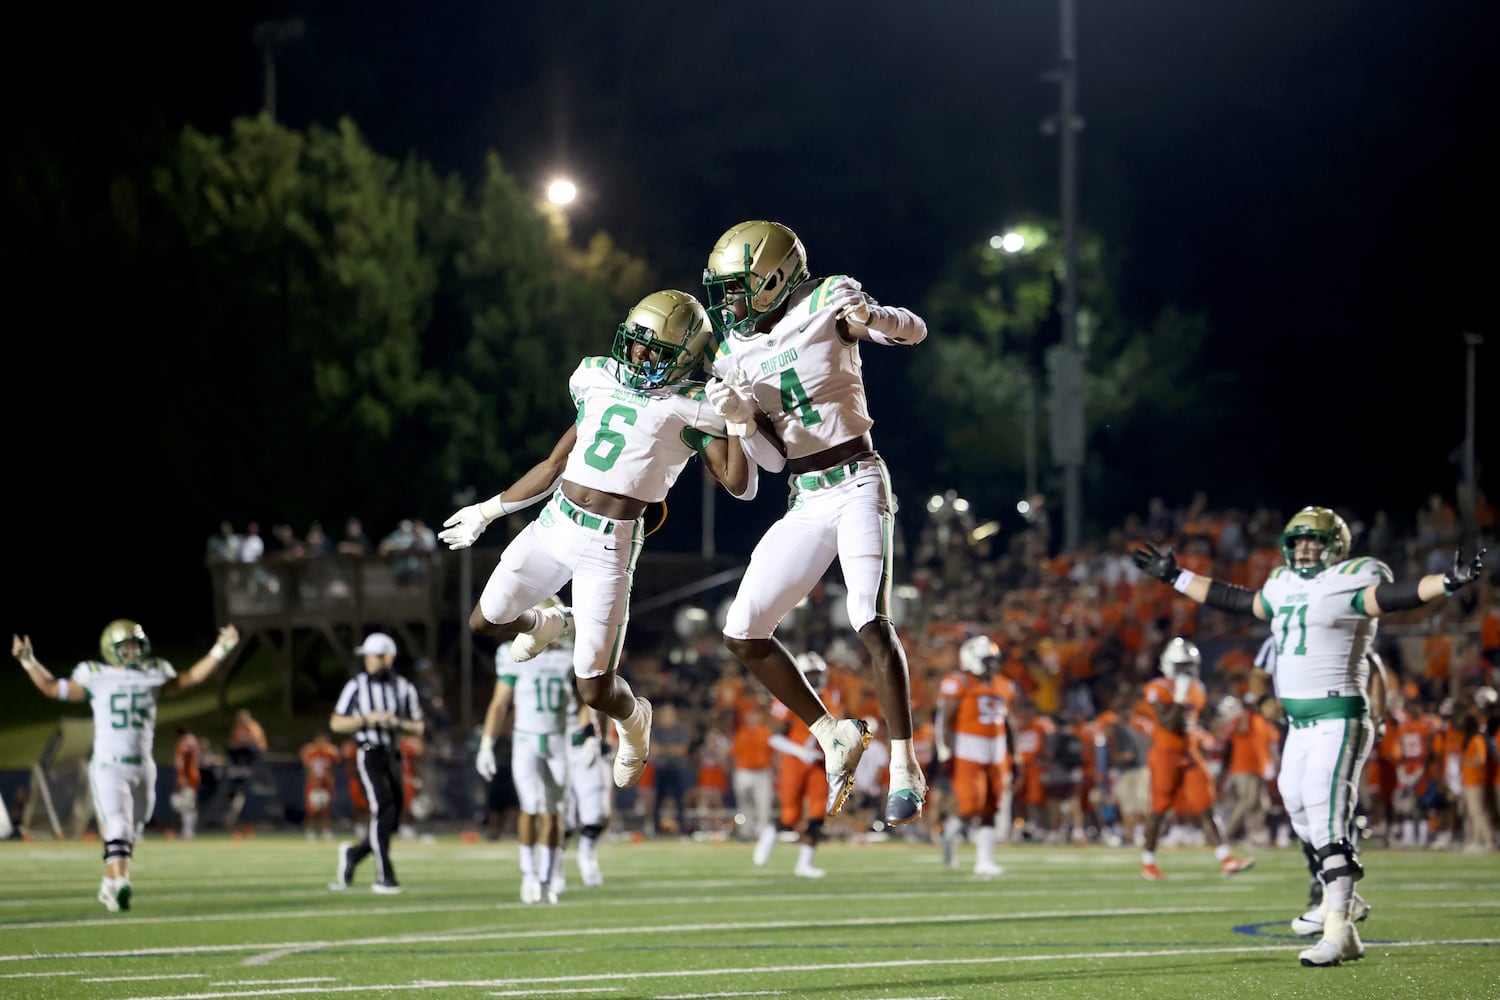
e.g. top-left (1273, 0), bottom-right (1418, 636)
top-left (1204, 580), bottom-right (1257, 616)
top-left (1373, 578), bottom-right (1425, 612)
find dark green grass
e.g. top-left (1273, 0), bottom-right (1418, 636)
top-left (0, 836), bottom-right (1496, 999)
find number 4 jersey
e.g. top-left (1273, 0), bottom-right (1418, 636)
top-left (70, 659), bottom-right (177, 760)
top-left (1257, 556), bottom-right (1392, 714)
top-left (562, 357), bottom-right (726, 503)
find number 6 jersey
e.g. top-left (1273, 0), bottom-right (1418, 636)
top-left (561, 357), bottom-right (726, 503)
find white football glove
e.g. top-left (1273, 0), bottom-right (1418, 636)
top-left (476, 736), bottom-right (497, 781)
top-left (439, 504), bottom-right (491, 550)
top-left (705, 376), bottom-right (754, 424)
top-left (825, 276), bottom-right (873, 325)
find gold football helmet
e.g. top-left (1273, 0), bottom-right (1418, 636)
top-left (100, 619), bottom-right (150, 665)
top-left (1280, 506), bottom-right (1351, 579)
top-left (610, 289), bottom-right (712, 391)
top-left (702, 220), bottom-right (809, 335)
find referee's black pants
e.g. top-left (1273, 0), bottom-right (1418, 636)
top-left (349, 744), bottom-right (403, 885)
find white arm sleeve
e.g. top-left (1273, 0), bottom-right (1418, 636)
top-left (478, 473), bottom-right (563, 521)
top-left (738, 428), bottom-right (786, 474)
top-left (858, 305), bottom-right (928, 346)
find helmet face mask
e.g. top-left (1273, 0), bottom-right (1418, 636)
top-left (100, 619), bottom-right (150, 666)
top-left (1158, 636), bottom-right (1201, 681)
top-left (958, 635), bottom-right (1000, 678)
top-left (1280, 506), bottom-right (1351, 579)
top-left (702, 220), bottom-right (809, 336)
top-left (611, 290), bottom-right (711, 391)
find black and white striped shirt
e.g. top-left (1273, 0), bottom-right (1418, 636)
top-left (333, 670), bottom-right (423, 748)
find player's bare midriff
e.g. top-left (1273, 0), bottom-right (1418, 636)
top-left (561, 479), bottom-right (649, 522)
top-left (786, 432), bottom-right (876, 476)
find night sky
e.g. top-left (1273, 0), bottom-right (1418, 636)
top-left (6, 1), bottom-right (1497, 640)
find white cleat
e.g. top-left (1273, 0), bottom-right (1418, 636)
top-left (520, 876), bottom-right (542, 904)
top-left (511, 605), bottom-right (574, 663)
top-left (543, 886), bottom-right (560, 905)
top-left (98, 879), bottom-right (120, 913)
top-left (1299, 915), bottom-right (1364, 967)
top-left (612, 697), bottom-right (653, 789)
top-left (1292, 892), bottom-right (1370, 936)
top-left (549, 871), bottom-right (567, 895)
top-left (822, 718), bottom-right (872, 816)
top-left (973, 861), bottom-right (1005, 878)
top-left (579, 856), bottom-right (604, 888)
top-left (793, 864), bottom-right (826, 879)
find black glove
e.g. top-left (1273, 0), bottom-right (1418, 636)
top-left (1443, 547), bottom-right (1486, 593)
top-left (1132, 543), bottom-right (1180, 584)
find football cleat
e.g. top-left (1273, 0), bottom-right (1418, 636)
top-left (1140, 863), bottom-right (1165, 881)
top-left (1299, 915), bottom-right (1364, 967)
top-left (98, 878), bottom-right (120, 913)
top-left (114, 880), bottom-right (132, 911)
top-left (1221, 855), bottom-right (1256, 876)
top-left (511, 605), bottom-right (574, 663)
top-left (1291, 892), bottom-right (1370, 936)
top-left (328, 842), bottom-right (355, 890)
top-left (793, 864), bottom-right (827, 879)
top-left (885, 768), bottom-right (927, 827)
top-left (612, 697), bottom-right (653, 789)
top-left (822, 718), bottom-right (872, 817)
top-left (520, 876), bottom-right (542, 904)
top-left (973, 861), bottom-right (1005, 878)
top-left (371, 881), bottom-right (404, 895)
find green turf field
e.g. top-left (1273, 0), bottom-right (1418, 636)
top-left (0, 836), bottom-right (1495, 999)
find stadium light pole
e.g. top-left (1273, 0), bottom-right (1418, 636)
top-left (1462, 331), bottom-right (1483, 536)
top-left (252, 19), bottom-right (304, 121)
top-left (1042, 0), bottom-right (1085, 553)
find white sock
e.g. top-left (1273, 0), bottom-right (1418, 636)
top-left (809, 714), bottom-right (837, 750)
top-left (1142, 850), bottom-right (1156, 866)
top-left (1214, 843), bottom-right (1231, 862)
top-left (550, 846), bottom-right (565, 877)
top-left (975, 825), bottom-right (996, 866)
top-left (797, 844), bottom-right (816, 869)
top-left (578, 836), bottom-right (597, 864)
top-left (890, 738), bottom-right (918, 776)
top-left (519, 843), bottom-right (535, 877)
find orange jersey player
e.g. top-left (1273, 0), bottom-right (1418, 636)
top-left (937, 635), bottom-right (1015, 875)
top-left (764, 653), bottom-right (842, 878)
top-left (1136, 637), bottom-right (1254, 881)
top-left (300, 732), bottom-right (340, 838)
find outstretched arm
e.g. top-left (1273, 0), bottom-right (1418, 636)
top-left (1359, 547), bottom-right (1485, 617)
top-left (167, 625), bottom-right (241, 695)
top-left (1132, 543), bottom-right (1269, 620)
top-left (825, 276), bottom-right (928, 346)
top-left (440, 425), bottom-right (577, 549)
top-left (11, 635), bottom-right (87, 703)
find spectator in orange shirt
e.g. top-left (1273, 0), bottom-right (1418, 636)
top-left (731, 704), bottom-right (775, 856)
top-left (1422, 620), bottom-right (1454, 705)
top-left (1457, 713), bottom-right (1493, 852)
top-left (1218, 696), bottom-right (1277, 845)
top-left (300, 731), bottom-right (340, 840)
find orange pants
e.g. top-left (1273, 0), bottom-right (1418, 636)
top-left (1149, 749), bottom-right (1213, 816)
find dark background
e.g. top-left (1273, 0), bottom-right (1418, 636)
top-left (5, 1), bottom-right (1496, 645)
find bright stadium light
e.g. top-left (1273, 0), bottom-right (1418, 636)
top-left (988, 231), bottom-right (1027, 253)
top-left (547, 178), bottom-right (578, 206)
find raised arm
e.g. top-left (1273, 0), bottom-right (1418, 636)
top-left (1132, 543), bottom-right (1269, 620)
top-left (166, 626), bottom-right (240, 696)
top-left (12, 635), bottom-right (87, 703)
top-left (439, 425), bottom-right (577, 550)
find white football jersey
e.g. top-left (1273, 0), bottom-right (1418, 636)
top-left (70, 659), bottom-right (177, 759)
top-left (562, 357), bottom-right (725, 502)
top-left (1257, 556), bottom-right (1392, 702)
top-left (707, 277), bottom-right (872, 461)
top-left (496, 643), bottom-right (575, 739)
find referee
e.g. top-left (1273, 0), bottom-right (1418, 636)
top-left (328, 632), bottom-right (424, 894)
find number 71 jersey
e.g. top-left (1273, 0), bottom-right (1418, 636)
top-left (1257, 556), bottom-right (1392, 699)
top-left (70, 659), bottom-right (177, 759)
top-left (561, 357), bottom-right (725, 503)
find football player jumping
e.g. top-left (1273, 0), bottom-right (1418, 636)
top-left (12, 620), bottom-right (238, 911)
top-left (1135, 506), bottom-right (1484, 967)
top-left (440, 290), bottom-right (753, 793)
top-left (699, 220), bottom-right (930, 828)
